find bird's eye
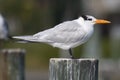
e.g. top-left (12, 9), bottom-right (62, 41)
top-left (87, 18), bottom-right (92, 21)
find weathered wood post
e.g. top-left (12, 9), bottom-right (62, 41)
top-left (49, 58), bottom-right (98, 80)
top-left (1, 49), bottom-right (26, 80)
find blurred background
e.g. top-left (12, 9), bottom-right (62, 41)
top-left (0, 0), bottom-right (120, 80)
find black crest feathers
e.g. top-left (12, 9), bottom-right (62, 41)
top-left (81, 15), bottom-right (88, 20)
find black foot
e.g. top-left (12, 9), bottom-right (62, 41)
top-left (68, 48), bottom-right (74, 59)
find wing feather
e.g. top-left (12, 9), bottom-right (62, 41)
top-left (31, 21), bottom-right (86, 44)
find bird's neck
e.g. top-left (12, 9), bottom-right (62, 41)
top-left (74, 18), bottom-right (84, 25)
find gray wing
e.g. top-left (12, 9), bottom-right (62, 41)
top-left (33, 21), bottom-right (86, 44)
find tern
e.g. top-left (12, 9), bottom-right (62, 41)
top-left (0, 14), bottom-right (10, 40)
top-left (13, 15), bottom-right (110, 58)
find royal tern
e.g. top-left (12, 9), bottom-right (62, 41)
top-left (13, 15), bottom-right (110, 58)
top-left (0, 14), bottom-right (10, 40)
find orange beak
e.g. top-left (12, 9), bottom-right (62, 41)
top-left (95, 19), bottom-right (111, 24)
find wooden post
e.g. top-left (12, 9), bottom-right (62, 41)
top-left (49, 58), bottom-right (98, 80)
top-left (1, 49), bottom-right (26, 80)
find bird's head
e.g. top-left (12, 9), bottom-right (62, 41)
top-left (79, 15), bottom-right (111, 26)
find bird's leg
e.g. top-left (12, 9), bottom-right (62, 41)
top-left (68, 48), bottom-right (74, 59)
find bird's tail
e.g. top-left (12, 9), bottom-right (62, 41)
top-left (12, 35), bottom-right (37, 43)
top-left (12, 35), bottom-right (53, 43)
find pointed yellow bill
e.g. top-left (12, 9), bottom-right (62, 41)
top-left (95, 19), bottom-right (111, 24)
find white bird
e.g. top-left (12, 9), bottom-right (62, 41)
top-left (0, 14), bottom-right (10, 40)
top-left (13, 15), bottom-right (110, 58)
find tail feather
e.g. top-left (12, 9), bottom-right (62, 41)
top-left (12, 35), bottom-right (36, 43)
top-left (13, 35), bottom-right (33, 40)
top-left (12, 35), bottom-right (52, 43)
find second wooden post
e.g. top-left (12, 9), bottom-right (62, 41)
top-left (49, 58), bottom-right (98, 80)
